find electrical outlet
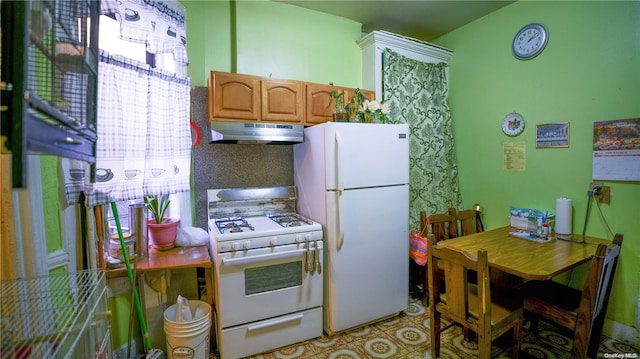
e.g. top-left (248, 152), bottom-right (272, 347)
top-left (598, 186), bottom-right (611, 204)
top-left (589, 182), bottom-right (604, 195)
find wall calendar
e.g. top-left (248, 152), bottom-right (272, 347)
top-left (592, 118), bottom-right (640, 181)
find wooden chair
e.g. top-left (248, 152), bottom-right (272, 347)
top-left (456, 204), bottom-right (485, 236)
top-left (523, 233), bottom-right (623, 359)
top-left (418, 206), bottom-right (486, 305)
top-left (421, 204), bottom-right (484, 240)
top-left (415, 206), bottom-right (486, 306)
top-left (457, 205), bottom-right (520, 293)
top-left (417, 208), bottom-right (457, 306)
top-left (423, 208), bottom-right (459, 243)
top-left (427, 235), bottom-right (523, 358)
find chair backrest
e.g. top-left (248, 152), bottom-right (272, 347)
top-left (573, 233), bottom-right (623, 358)
top-left (420, 208), bottom-right (458, 242)
top-left (420, 204), bottom-right (484, 242)
top-left (579, 233), bottom-right (623, 325)
top-left (426, 234), bottom-right (490, 332)
top-left (456, 204), bottom-right (485, 236)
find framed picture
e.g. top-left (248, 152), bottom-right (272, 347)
top-left (536, 122), bottom-right (569, 148)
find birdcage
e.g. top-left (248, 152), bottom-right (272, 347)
top-left (0, 270), bottom-right (111, 359)
top-left (1, 0), bottom-right (99, 187)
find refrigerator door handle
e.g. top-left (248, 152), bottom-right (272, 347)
top-left (335, 131), bottom-right (345, 250)
top-left (337, 196), bottom-right (344, 250)
top-left (335, 131), bottom-right (343, 193)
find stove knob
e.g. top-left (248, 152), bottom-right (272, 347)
top-left (295, 235), bottom-right (302, 244)
top-left (230, 242), bottom-right (238, 251)
top-left (243, 240), bottom-right (251, 250)
top-left (269, 238), bottom-right (277, 246)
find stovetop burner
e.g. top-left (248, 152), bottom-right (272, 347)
top-left (267, 213), bottom-right (314, 228)
top-left (215, 217), bottom-right (255, 234)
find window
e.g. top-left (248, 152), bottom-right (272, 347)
top-left (98, 14), bottom-right (190, 237)
top-left (99, 15), bottom-right (147, 62)
top-left (98, 15), bottom-right (180, 73)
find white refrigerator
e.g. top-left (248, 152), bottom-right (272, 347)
top-left (293, 122), bottom-right (410, 334)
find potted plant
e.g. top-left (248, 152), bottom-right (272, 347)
top-left (353, 88), bottom-right (391, 123)
top-left (330, 90), bottom-right (348, 122)
top-left (144, 194), bottom-right (180, 250)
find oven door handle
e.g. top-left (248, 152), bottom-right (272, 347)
top-left (247, 313), bottom-right (304, 331)
top-left (221, 249), bottom-right (307, 267)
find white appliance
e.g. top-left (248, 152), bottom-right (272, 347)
top-left (293, 122), bottom-right (410, 334)
top-left (207, 187), bottom-right (324, 359)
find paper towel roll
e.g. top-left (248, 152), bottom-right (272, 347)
top-left (555, 197), bottom-right (572, 235)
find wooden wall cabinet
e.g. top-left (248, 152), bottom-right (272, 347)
top-left (305, 85), bottom-right (376, 126)
top-left (209, 71), bottom-right (305, 124)
top-left (209, 71), bottom-right (261, 121)
top-left (209, 70), bottom-right (374, 126)
top-left (261, 79), bottom-right (305, 123)
top-left (305, 83), bottom-right (351, 125)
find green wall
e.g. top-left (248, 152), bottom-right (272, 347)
top-left (184, 0), bottom-right (363, 88)
top-left (435, 1), bottom-right (640, 327)
top-left (183, 0), bottom-right (639, 330)
top-left (41, 156), bottom-right (63, 253)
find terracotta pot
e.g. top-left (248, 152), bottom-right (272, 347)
top-left (148, 218), bottom-right (179, 250)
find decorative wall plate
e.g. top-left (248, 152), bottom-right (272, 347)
top-left (502, 112), bottom-right (525, 136)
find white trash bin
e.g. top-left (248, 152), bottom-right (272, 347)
top-left (164, 300), bottom-right (211, 359)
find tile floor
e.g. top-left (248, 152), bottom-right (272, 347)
top-left (210, 296), bottom-right (640, 359)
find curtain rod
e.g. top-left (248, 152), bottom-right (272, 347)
top-left (98, 50), bottom-right (190, 86)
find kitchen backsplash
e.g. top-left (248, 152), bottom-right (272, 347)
top-left (191, 87), bottom-right (294, 229)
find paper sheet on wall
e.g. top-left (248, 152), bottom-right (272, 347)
top-left (503, 142), bottom-right (526, 171)
top-left (592, 118), bottom-right (640, 181)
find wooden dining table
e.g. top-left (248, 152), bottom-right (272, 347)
top-left (438, 226), bottom-right (610, 281)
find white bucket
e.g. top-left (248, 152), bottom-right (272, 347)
top-left (164, 300), bottom-right (211, 359)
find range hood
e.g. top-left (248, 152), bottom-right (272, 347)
top-left (210, 121), bottom-right (304, 144)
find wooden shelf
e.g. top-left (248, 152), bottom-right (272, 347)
top-left (106, 245), bottom-right (214, 350)
top-left (106, 245), bottom-right (211, 278)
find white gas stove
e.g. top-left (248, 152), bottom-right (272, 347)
top-left (207, 186), bottom-right (324, 359)
top-left (210, 212), bottom-right (323, 252)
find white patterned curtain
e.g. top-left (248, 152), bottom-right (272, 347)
top-left (382, 48), bottom-right (462, 226)
top-left (63, 52), bottom-right (191, 206)
top-left (95, 52), bottom-right (190, 206)
top-left (100, 0), bottom-right (189, 65)
top-left (62, 0), bottom-right (191, 206)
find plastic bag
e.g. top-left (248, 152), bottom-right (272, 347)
top-left (175, 295), bottom-right (193, 322)
top-left (409, 218), bottom-right (429, 266)
top-left (175, 226), bottom-right (209, 247)
top-left (194, 303), bottom-right (207, 320)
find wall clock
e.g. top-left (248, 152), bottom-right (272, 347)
top-left (512, 23), bottom-right (548, 60)
top-left (502, 112), bottom-right (525, 136)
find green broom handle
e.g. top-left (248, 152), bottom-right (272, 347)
top-left (110, 202), bottom-right (153, 352)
